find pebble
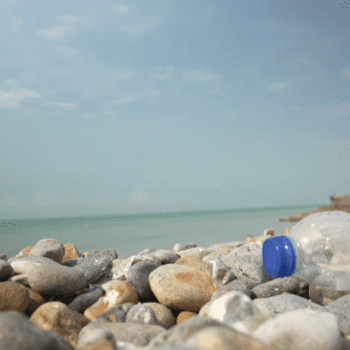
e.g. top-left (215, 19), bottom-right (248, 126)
top-left (0, 233), bottom-right (349, 350)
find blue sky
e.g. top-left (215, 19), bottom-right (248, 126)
top-left (1, 0), bottom-right (350, 220)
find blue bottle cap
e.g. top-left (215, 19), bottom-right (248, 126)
top-left (262, 236), bottom-right (297, 278)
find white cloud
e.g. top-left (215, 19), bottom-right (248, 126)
top-left (268, 82), bottom-right (290, 91)
top-left (54, 102), bottom-right (78, 108)
top-left (115, 5), bottom-right (128, 14)
top-left (114, 96), bottom-right (138, 104)
top-left (0, 82), bottom-right (41, 108)
top-left (181, 70), bottom-right (222, 84)
top-left (37, 26), bottom-right (72, 38)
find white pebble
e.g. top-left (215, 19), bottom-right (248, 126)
top-left (253, 308), bottom-right (343, 350)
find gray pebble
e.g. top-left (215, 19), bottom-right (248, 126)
top-left (0, 311), bottom-right (74, 350)
top-left (126, 260), bottom-right (160, 301)
top-left (251, 277), bottom-right (300, 298)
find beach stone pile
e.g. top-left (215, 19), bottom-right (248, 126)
top-left (1, 229), bottom-right (350, 350)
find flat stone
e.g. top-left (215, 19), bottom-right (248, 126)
top-left (251, 277), bottom-right (300, 298)
top-left (82, 248), bottom-right (118, 260)
top-left (252, 293), bottom-right (325, 318)
top-left (8, 255), bottom-right (62, 266)
top-left (25, 263), bottom-right (87, 295)
top-left (149, 264), bottom-right (216, 312)
top-left (146, 249), bottom-right (180, 264)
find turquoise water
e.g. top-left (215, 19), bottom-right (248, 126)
top-left (0, 204), bottom-right (322, 259)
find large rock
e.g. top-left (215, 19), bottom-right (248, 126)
top-left (279, 194), bottom-right (350, 222)
top-left (24, 264), bottom-right (87, 295)
top-left (149, 264), bottom-right (216, 312)
top-left (28, 238), bottom-right (65, 263)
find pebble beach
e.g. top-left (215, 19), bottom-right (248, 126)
top-left (1, 228), bottom-right (350, 350)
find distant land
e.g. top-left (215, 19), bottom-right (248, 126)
top-left (279, 195), bottom-right (350, 222)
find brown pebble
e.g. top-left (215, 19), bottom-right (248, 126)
top-left (177, 311), bottom-right (197, 324)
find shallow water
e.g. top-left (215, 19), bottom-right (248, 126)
top-left (0, 204), bottom-right (322, 259)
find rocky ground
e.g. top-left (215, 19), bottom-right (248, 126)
top-left (279, 194), bottom-right (350, 222)
top-left (1, 228), bottom-right (350, 350)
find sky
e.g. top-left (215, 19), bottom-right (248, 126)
top-left (1, 0), bottom-right (350, 220)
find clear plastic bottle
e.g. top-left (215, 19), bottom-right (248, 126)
top-left (262, 211), bottom-right (350, 290)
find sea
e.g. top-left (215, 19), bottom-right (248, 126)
top-left (0, 204), bottom-right (322, 260)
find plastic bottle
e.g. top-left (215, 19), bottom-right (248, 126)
top-left (262, 211), bottom-right (350, 290)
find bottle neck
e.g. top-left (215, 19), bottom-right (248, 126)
top-left (287, 236), bottom-right (324, 284)
top-left (287, 237), bottom-right (306, 271)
